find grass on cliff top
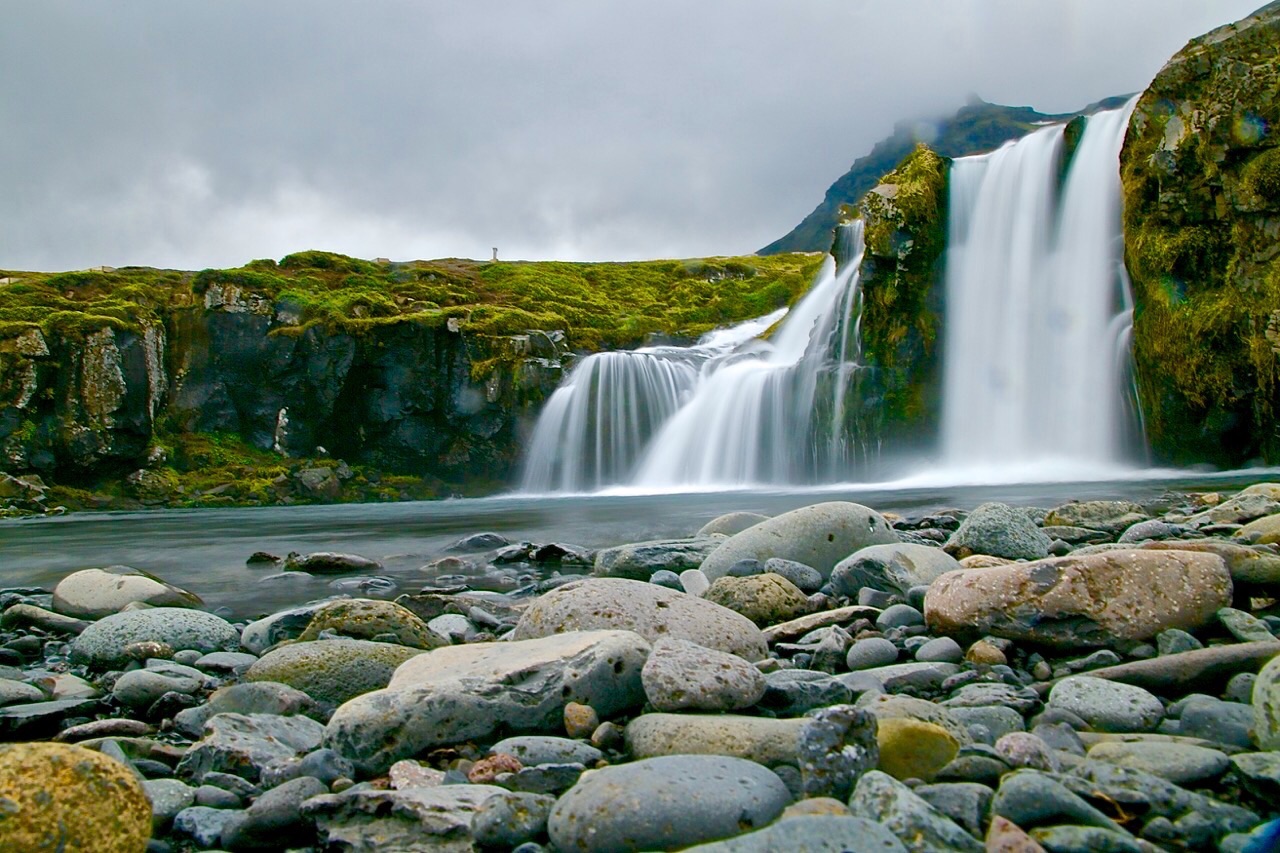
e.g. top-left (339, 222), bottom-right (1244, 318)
top-left (0, 250), bottom-right (825, 352)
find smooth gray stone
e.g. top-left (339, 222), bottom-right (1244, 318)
top-left (113, 662), bottom-right (208, 710)
top-left (194, 651), bottom-right (259, 673)
top-left (995, 732), bottom-right (1060, 772)
top-left (840, 662), bottom-right (960, 693)
top-left (1031, 825), bottom-right (1143, 852)
top-left (949, 706), bottom-right (1025, 741)
top-left (195, 783), bottom-right (241, 808)
top-left (222, 775), bottom-right (327, 848)
top-left (641, 636), bottom-right (765, 712)
top-left (0, 677), bottom-right (45, 707)
top-left (1156, 629), bottom-right (1203, 656)
top-left (143, 778), bottom-right (195, 830)
top-left (846, 638), bottom-right (899, 672)
top-left (172, 806), bottom-right (242, 848)
top-left (1225, 672), bottom-right (1257, 704)
top-left (240, 604), bottom-right (324, 655)
top-left (1219, 607), bottom-right (1275, 643)
top-left (260, 747), bottom-right (355, 788)
top-left (875, 603), bottom-right (924, 630)
top-left (499, 763), bottom-right (585, 796)
top-left (547, 755), bottom-right (791, 852)
top-left (759, 670), bottom-right (853, 717)
top-left (944, 682), bottom-right (1042, 715)
top-left (915, 782), bottom-right (993, 837)
top-left (1087, 741), bottom-right (1229, 784)
top-left (915, 636), bottom-right (963, 663)
top-left (763, 558), bottom-right (824, 593)
top-left (284, 551), bottom-right (381, 574)
top-left (1032, 721), bottom-right (1086, 756)
top-left (992, 769), bottom-right (1125, 832)
top-left (944, 502), bottom-right (1051, 560)
top-left (594, 537), bottom-right (724, 580)
top-left (1230, 751), bottom-right (1280, 797)
top-left (1048, 676), bottom-right (1164, 733)
top-left (175, 712), bottom-right (325, 784)
top-left (935, 755), bottom-right (1008, 786)
top-left (649, 570), bottom-right (683, 590)
top-left (0, 698), bottom-right (97, 736)
top-left (489, 735), bottom-right (603, 768)
top-left (70, 608), bottom-right (239, 669)
top-left (698, 512), bottom-right (770, 538)
top-left (849, 770), bottom-right (982, 852)
top-left (471, 791), bottom-right (555, 849)
top-left (174, 681), bottom-right (323, 738)
top-left (831, 543), bottom-right (960, 598)
top-left (681, 815), bottom-right (908, 852)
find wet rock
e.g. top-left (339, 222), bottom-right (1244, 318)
top-left (1118, 519), bottom-right (1182, 543)
top-left (925, 549), bottom-right (1231, 647)
top-left (175, 712), bottom-right (325, 783)
top-left (547, 755), bottom-right (791, 852)
top-left (0, 697), bottom-right (98, 736)
top-left (0, 602), bottom-right (89, 635)
top-left (70, 607), bottom-right (239, 669)
top-left (52, 566), bottom-right (202, 619)
top-left (245, 639), bottom-right (423, 706)
top-left (284, 551), bottom-right (382, 574)
top-left (325, 630), bottom-right (649, 776)
top-left (703, 573), bottom-right (811, 627)
top-left (699, 501), bottom-right (898, 583)
top-left (239, 603), bottom-right (325, 654)
top-left (512, 577), bottom-right (767, 660)
top-left (641, 637), bottom-right (765, 712)
top-left (0, 742), bottom-right (152, 852)
top-left (943, 502), bottom-right (1051, 560)
top-left (303, 783), bottom-right (506, 851)
top-left (295, 598), bottom-right (446, 648)
top-left (680, 815), bottom-right (908, 852)
top-left (849, 770), bottom-right (983, 852)
top-left (831, 542), bottom-right (962, 598)
top-left (593, 537), bottom-right (724, 580)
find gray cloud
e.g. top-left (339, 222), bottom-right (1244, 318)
top-left (0, 1), bottom-right (1262, 270)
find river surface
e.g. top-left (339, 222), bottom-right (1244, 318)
top-left (0, 468), bottom-right (1273, 619)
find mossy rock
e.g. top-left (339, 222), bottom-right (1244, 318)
top-left (702, 574), bottom-right (811, 627)
top-left (296, 599), bottom-right (447, 649)
top-left (1121, 4), bottom-right (1280, 466)
top-left (244, 638), bottom-right (425, 706)
top-left (0, 742), bottom-right (152, 852)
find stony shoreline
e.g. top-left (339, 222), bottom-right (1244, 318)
top-left (4, 485), bottom-right (1280, 851)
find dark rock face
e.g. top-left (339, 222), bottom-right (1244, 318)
top-left (1121, 3), bottom-right (1280, 466)
top-left (0, 285), bottom-right (566, 491)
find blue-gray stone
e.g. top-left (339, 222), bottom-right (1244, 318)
top-left (681, 815), bottom-right (907, 852)
top-left (471, 791), bottom-right (555, 849)
top-left (173, 805), bottom-right (242, 848)
top-left (758, 670), bottom-right (853, 717)
top-left (943, 502), bottom-right (1051, 560)
top-left (915, 636), bottom-right (963, 663)
top-left (849, 770), bottom-right (982, 852)
top-left (915, 782), bottom-right (993, 837)
top-left (547, 755), bottom-right (791, 852)
top-left (1047, 677), bottom-right (1163, 733)
top-left (846, 638), bottom-right (899, 671)
top-left (490, 735), bottom-right (603, 767)
top-left (830, 543), bottom-right (961, 598)
top-left (992, 769), bottom-right (1125, 832)
top-left (763, 558), bottom-right (824, 593)
top-left (1030, 825), bottom-right (1143, 852)
top-left (875, 604), bottom-right (924, 631)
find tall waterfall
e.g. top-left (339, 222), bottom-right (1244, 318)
top-left (940, 100), bottom-right (1140, 471)
top-left (522, 222), bottom-right (871, 492)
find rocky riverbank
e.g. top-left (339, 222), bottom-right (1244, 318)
top-left (5, 485), bottom-right (1280, 851)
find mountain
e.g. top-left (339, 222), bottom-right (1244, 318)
top-left (758, 96), bottom-right (1133, 255)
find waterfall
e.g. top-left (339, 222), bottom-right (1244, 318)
top-left (520, 308), bottom-right (787, 492)
top-left (940, 99), bottom-right (1141, 471)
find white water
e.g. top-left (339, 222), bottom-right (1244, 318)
top-left (940, 99), bottom-right (1140, 472)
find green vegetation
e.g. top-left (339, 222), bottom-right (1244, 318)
top-left (1, 251), bottom-right (823, 355)
top-left (1120, 4), bottom-right (1280, 466)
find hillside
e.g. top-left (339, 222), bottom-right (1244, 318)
top-left (759, 96), bottom-right (1133, 255)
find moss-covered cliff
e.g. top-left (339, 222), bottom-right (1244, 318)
top-left (0, 251), bottom-right (822, 511)
top-left (1122, 1), bottom-right (1280, 466)
top-left (850, 144), bottom-right (950, 452)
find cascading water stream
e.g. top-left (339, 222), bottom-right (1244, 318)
top-left (940, 99), bottom-right (1141, 473)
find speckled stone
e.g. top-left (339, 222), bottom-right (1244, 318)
top-left (70, 608), bottom-right (239, 669)
top-left (641, 637), bottom-right (765, 712)
top-left (245, 638), bottom-right (423, 706)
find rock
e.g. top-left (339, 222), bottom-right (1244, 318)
top-left (951, 705), bottom-right (1025, 741)
top-left (1219, 607), bottom-right (1275, 643)
top-left (1170, 696), bottom-right (1256, 749)
top-left (1230, 752), bottom-right (1280, 798)
top-left (1039, 641), bottom-right (1280, 697)
top-left (915, 636), bottom-right (963, 663)
top-left (564, 702), bottom-right (599, 739)
top-left (1044, 500), bottom-right (1147, 535)
top-left (876, 717), bottom-right (958, 782)
top-left (699, 501), bottom-right (898, 583)
top-left (679, 568), bottom-right (710, 596)
top-left (240, 603), bottom-right (326, 654)
top-left (450, 531), bottom-right (509, 551)
top-left (875, 603), bottom-right (925, 630)
top-left (843, 661), bottom-right (960, 693)
top-left (195, 651), bottom-right (259, 673)
top-left (547, 755), bottom-right (791, 852)
top-left (1029, 825), bottom-right (1142, 852)
top-left (831, 543), bottom-right (962, 598)
top-left (593, 537), bottom-right (724, 580)
top-left (174, 681), bottom-right (323, 738)
top-left (143, 778), bottom-right (195, 830)
top-left (966, 639), bottom-right (1008, 666)
top-left (295, 598), bottom-right (446, 648)
top-left (471, 790), bottom-right (555, 849)
top-left (992, 769), bottom-right (1125, 832)
top-left (761, 605), bottom-right (882, 644)
top-left (284, 551), bottom-right (382, 574)
top-left (0, 677), bottom-right (44, 706)
top-left (847, 637), bottom-right (900, 671)
top-left (915, 782), bottom-right (992, 838)
top-left (1138, 540), bottom-right (1280, 593)
top-left (759, 670), bottom-right (853, 716)
top-left (995, 732), bottom-right (1059, 772)
top-left (1048, 677), bottom-right (1164, 733)
top-left (0, 602), bottom-right (90, 635)
top-left (641, 637), bottom-right (765, 712)
top-left (112, 661), bottom-right (208, 711)
top-left (1156, 628), bottom-right (1203, 656)
top-left (303, 783), bottom-right (506, 851)
top-left (512, 577), bottom-right (766, 661)
top-left (175, 712), bottom-right (325, 783)
top-left (173, 805), bottom-right (240, 848)
top-left (762, 558), bottom-right (825, 593)
top-left (489, 736), bottom-right (603, 768)
top-left (860, 694), bottom-right (973, 746)
top-left (325, 630), bottom-right (649, 776)
top-left (0, 742), bottom-right (152, 852)
top-left (703, 574), bottom-right (811, 626)
top-left (849, 770), bottom-right (983, 852)
top-left (0, 698), bottom-right (98, 737)
top-left (51, 566), bottom-right (203, 618)
top-left (245, 639), bottom-right (423, 706)
top-left (943, 502), bottom-right (1051, 560)
top-left (698, 512), bottom-right (771, 537)
top-left (925, 549), bottom-right (1232, 648)
top-left (1190, 493), bottom-right (1280, 526)
top-left (944, 683), bottom-right (1042, 715)
top-left (1253, 654), bottom-right (1280, 750)
top-left (986, 815), bottom-right (1047, 853)
top-left (1086, 741), bottom-right (1228, 784)
top-left (69, 607), bottom-right (239, 669)
top-left (680, 815), bottom-right (908, 852)
top-left (221, 775), bottom-right (327, 849)
top-left (649, 569), bottom-right (683, 590)
top-left (1118, 519), bottom-right (1182, 543)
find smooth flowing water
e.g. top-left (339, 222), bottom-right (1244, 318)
top-left (941, 100), bottom-right (1140, 476)
top-left (0, 470), bottom-right (1270, 619)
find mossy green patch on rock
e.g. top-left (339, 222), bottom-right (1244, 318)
top-left (297, 599), bottom-right (447, 649)
top-left (1122, 4), bottom-right (1280, 465)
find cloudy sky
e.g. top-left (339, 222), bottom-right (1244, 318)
top-left (1, 1), bottom-right (1262, 271)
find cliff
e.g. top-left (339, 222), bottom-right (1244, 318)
top-left (0, 252), bottom-right (822, 512)
top-left (1121, 0), bottom-right (1280, 466)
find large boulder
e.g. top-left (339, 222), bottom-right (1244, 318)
top-left (831, 542), bottom-right (961, 598)
top-left (943, 502), bottom-right (1050, 560)
top-left (699, 501), bottom-right (898, 583)
top-left (324, 630), bottom-right (650, 775)
top-left (925, 549), bottom-right (1232, 647)
top-left (244, 639), bottom-right (423, 706)
top-left (70, 607), bottom-right (239, 669)
top-left (512, 577), bottom-right (766, 661)
top-left (0, 742), bottom-right (152, 852)
top-left (52, 566), bottom-right (203, 618)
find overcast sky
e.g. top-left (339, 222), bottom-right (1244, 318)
top-left (1, 1), bottom-right (1263, 271)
